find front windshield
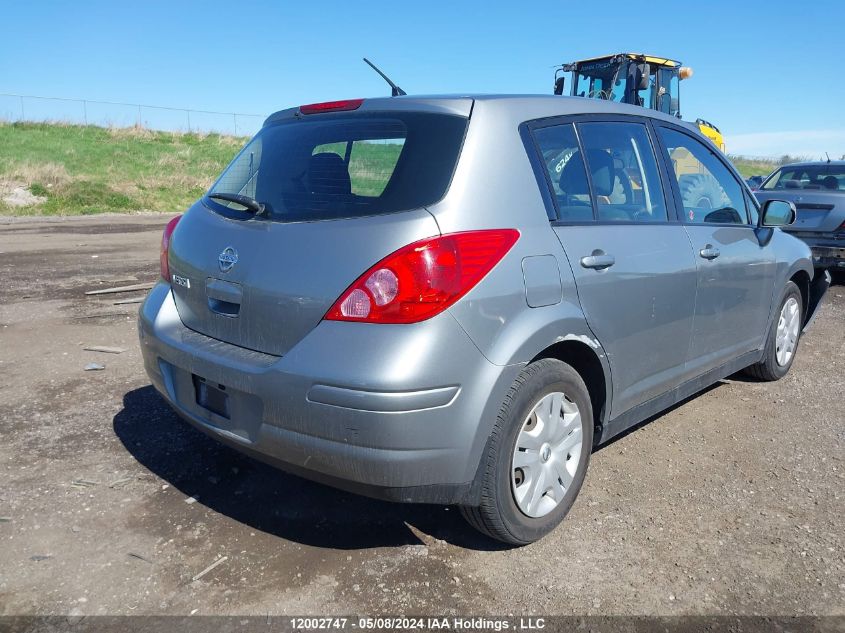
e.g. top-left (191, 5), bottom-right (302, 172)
top-left (574, 60), bottom-right (624, 101)
top-left (762, 165), bottom-right (845, 192)
top-left (660, 69), bottom-right (680, 116)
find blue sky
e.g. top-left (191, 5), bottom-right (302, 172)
top-left (1, 0), bottom-right (843, 157)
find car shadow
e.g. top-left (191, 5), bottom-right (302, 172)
top-left (595, 382), bottom-right (722, 450)
top-left (724, 369), bottom-right (765, 384)
top-left (113, 386), bottom-right (510, 552)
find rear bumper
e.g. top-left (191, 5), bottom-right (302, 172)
top-left (137, 283), bottom-right (520, 504)
top-left (787, 233), bottom-right (845, 268)
top-left (810, 244), bottom-right (845, 269)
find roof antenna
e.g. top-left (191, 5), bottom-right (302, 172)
top-left (826, 152), bottom-right (831, 163)
top-left (363, 58), bottom-right (406, 96)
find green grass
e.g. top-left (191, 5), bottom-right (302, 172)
top-left (314, 140), bottom-right (404, 196)
top-left (0, 121), bottom-right (245, 216)
top-left (728, 155), bottom-right (782, 179)
top-left (0, 122), bottom-right (406, 215)
top-left (0, 120), bottom-right (790, 216)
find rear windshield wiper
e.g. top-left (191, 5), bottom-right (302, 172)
top-left (208, 193), bottom-right (266, 216)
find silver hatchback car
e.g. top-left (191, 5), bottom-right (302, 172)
top-left (139, 95), bottom-right (829, 544)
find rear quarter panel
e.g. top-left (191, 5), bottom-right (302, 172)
top-left (429, 99), bottom-right (614, 416)
top-left (430, 99), bottom-right (603, 360)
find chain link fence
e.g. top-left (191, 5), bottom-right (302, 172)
top-left (0, 93), bottom-right (265, 137)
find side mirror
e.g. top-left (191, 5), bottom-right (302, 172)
top-left (554, 76), bottom-right (565, 96)
top-left (638, 63), bottom-right (651, 90)
top-left (761, 199), bottom-right (796, 227)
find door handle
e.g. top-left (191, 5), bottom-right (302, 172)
top-left (206, 278), bottom-right (242, 317)
top-left (699, 245), bottom-right (721, 260)
top-left (208, 297), bottom-right (240, 317)
top-left (580, 251), bottom-right (616, 270)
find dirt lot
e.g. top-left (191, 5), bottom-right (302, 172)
top-left (0, 214), bottom-right (843, 617)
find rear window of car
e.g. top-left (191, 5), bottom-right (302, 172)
top-left (762, 166), bottom-right (845, 192)
top-left (206, 112), bottom-right (468, 222)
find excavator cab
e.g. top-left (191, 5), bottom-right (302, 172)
top-left (554, 53), bottom-right (725, 152)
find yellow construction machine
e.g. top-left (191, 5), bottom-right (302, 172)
top-left (554, 53), bottom-right (725, 152)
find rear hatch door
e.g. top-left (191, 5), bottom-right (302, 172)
top-left (169, 206), bottom-right (440, 356)
top-left (790, 193), bottom-right (843, 233)
top-left (167, 106), bottom-right (469, 356)
top-left (756, 165), bottom-right (845, 233)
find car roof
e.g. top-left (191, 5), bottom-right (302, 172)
top-left (779, 160), bottom-right (845, 168)
top-left (264, 94), bottom-right (695, 129)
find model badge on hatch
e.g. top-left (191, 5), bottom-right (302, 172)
top-left (171, 274), bottom-right (190, 289)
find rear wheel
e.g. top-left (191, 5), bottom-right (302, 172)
top-left (460, 359), bottom-right (593, 545)
top-left (744, 281), bottom-right (803, 381)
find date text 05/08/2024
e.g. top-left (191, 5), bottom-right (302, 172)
top-left (288, 617), bottom-right (546, 631)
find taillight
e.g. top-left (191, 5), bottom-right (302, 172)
top-left (299, 99), bottom-right (364, 115)
top-left (160, 215), bottom-right (182, 281)
top-left (325, 229), bottom-right (519, 324)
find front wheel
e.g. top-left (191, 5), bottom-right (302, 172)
top-left (460, 359), bottom-right (593, 545)
top-left (744, 281), bottom-right (803, 381)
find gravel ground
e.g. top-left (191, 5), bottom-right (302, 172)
top-left (0, 215), bottom-right (842, 617)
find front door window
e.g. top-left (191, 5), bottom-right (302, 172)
top-left (657, 127), bottom-right (748, 225)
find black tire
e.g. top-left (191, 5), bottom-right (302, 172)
top-left (460, 359), bottom-right (594, 545)
top-left (744, 281), bottom-right (803, 381)
top-left (678, 173), bottom-right (728, 210)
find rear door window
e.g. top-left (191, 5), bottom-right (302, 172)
top-left (576, 121), bottom-right (668, 222)
top-left (531, 123), bottom-right (594, 222)
top-left (207, 112), bottom-right (467, 222)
